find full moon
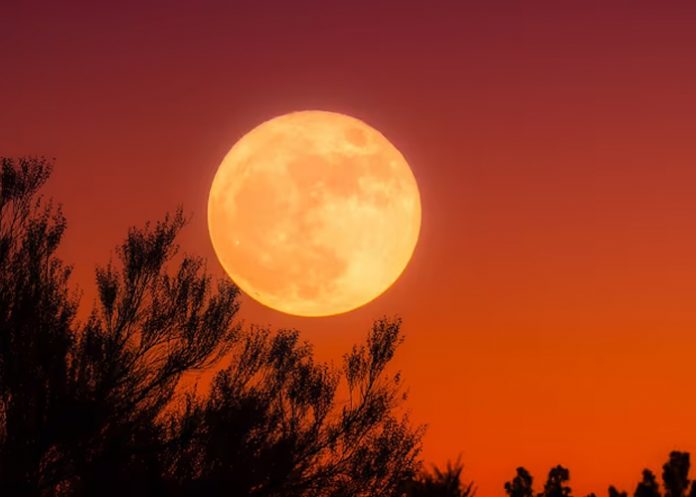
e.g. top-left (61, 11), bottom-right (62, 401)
top-left (208, 111), bottom-right (421, 317)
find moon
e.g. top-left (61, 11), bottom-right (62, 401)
top-left (207, 110), bottom-right (421, 317)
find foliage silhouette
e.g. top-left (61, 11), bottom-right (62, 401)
top-left (0, 157), bottom-right (423, 496)
top-left (66, 206), bottom-right (242, 496)
top-left (663, 452), bottom-right (690, 497)
top-left (0, 157), bottom-right (76, 494)
top-left (539, 466), bottom-right (572, 497)
top-left (505, 467), bottom-right (534, 497)
top-left (166, 319), bottom-right (423, 497)
top-left (404, 458), bottom-right (475, 497)
top-left (635, 470), bottom-right (661, 497)
top-left (608, 486), bottom-right (628, 497)
top-left (507, 452), bottom-right (696, 497)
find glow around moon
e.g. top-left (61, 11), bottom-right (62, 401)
top-left (208, 111), bottom-right (421, 317)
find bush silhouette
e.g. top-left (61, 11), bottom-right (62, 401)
top-left (663, 452), bottom-right (691, 497)
top-left (608, 486), bottom-right (628, 497)
top-left (405, 458), bottom-right (475, 497)
top-left (541, 466), bottom-right (572, 497)
top-left (505, 467), bottom-right (534, 497)
top-left (0, 157), bottom-right (423, 496)
top-left (635, 470), bottom-right (661, 497)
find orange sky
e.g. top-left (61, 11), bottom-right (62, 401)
top-left (3, 2), bottom-right (696, 495)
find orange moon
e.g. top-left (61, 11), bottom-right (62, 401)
top-left (207, 111), bottom-right (421, 317)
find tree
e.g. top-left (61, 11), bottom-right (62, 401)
top-left (0, 157), bottom-right (243, 495)
top-left (663, 452), bottom-right (691, 497)
top-left (635, 470), bottom-right (661, 497)
top-left (0, 157), bottom-right (423, 496)
top-left (64, 207), bottom-right (241, 496)
top-left (505, 467), bottom-right (534, 497)
top-left (166, 318), bottom-right (423, 497)
top-left (511, 452), bottom-right (696, 497)
top-left (0, 157), bottom-right (77, 495)
top-left (539, 466), bottom-right (572, 497)
top-left (406, 459), bottom-right (476, 497)
top-left (609, 487), bottom-right (628, 497)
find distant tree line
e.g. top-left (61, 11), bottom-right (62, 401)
top-left (504, 451), bottom-right (696, 497)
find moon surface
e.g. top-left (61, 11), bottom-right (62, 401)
top-left (207, 110), bottom-right (421, 317)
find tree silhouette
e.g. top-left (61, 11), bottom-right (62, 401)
top-left (510, 453), bottom-right (696, 497)
top-left (539, 465), bottom-right (572, 497)
top-left (0, 157), bottom-right (424, 496)
top-left (609, 487), bottom-right (628, 497)
top-left (405, 459), bottom-right (475, 497)
top-left (505, 467), bottom-right (535, 497)
top-left (64, 206), bottom-right (241, 496)
top-left (609, 486), bottom-right (628, 497)
top-left (663, 452), bottom-right (691, 497)
top-left (166, 319), bottom-right (422, 497)
top-left (0, 157), bottom-right (79, 494)
top-left (635, 470), bottom-right (661, 497)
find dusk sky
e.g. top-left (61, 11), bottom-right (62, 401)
top-left (3, 1), bottom-right (696, 495)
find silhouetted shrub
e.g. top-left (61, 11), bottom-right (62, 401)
top-left (663, 452), bottom-right (691, 497)
top-left (635, 470), bottom-right (661, 497)
top-left (609, 486), bottom-right (627, 497)
top-left (405, 458), bottom-right (475, 497)
top-left (540, 465), bottom-right (572, 497)
top-left (505, 467), bottom-right (534, 497)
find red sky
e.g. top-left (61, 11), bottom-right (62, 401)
top-left (3, 1), bottom-right (696, 495)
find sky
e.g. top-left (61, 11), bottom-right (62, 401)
top-left (3, 1), bottom-right (696, 495)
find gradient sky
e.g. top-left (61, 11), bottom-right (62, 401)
top-left (3, 1), bottom-right (696, 495)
